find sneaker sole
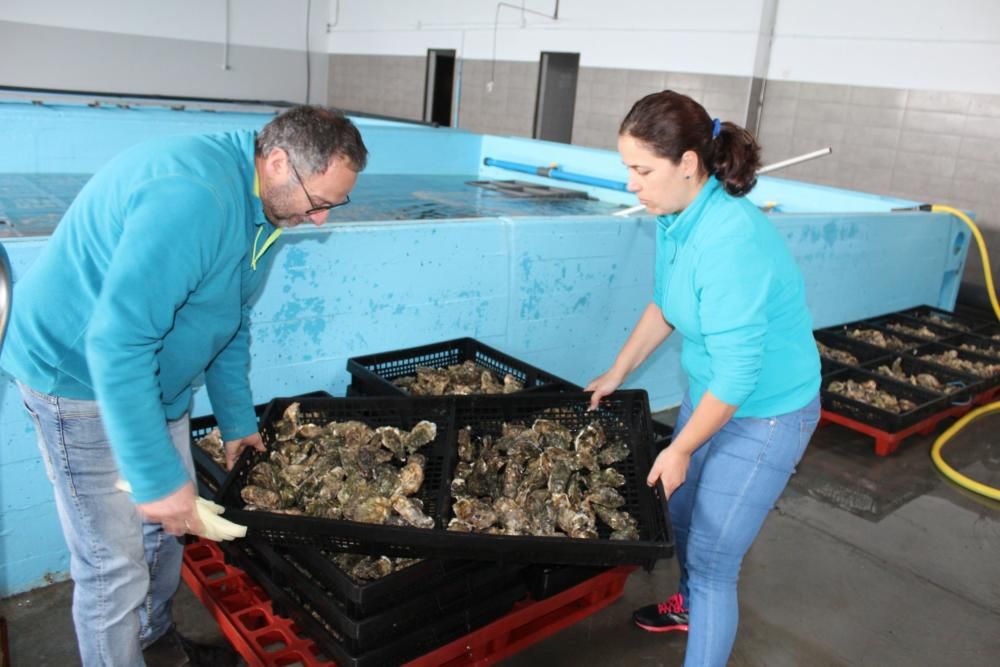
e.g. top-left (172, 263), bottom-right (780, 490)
top-left (634, 620), bottom-right (689, 633)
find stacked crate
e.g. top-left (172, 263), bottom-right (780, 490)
top-left (190, 341), bottom-right (674, 663)
top-left (815, 306), bottom-right (1000, 455)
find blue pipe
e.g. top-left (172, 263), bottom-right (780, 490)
top-left (483, 158), bottom-right (628, 192)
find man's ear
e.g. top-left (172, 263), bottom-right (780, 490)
top-left (263, 147), bottom-right (290, 180)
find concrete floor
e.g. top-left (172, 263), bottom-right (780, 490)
top-left (2, 411), bottom-right (999, 666)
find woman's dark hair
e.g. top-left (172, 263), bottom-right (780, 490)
top-left (256, 105), bottom-right (368, 175)
top-left (619, 90), bottom-right (760, 197)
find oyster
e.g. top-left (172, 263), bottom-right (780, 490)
top-left (919, 349), bottom-right (1000, 377)
top-left (451, 418), bottom-right (640, 541)
top-left (846, 328), bottom-right (911, 351)
top-left (827, 378), bottom-right (917, 413)
top-left (195, 428), bottom-right (226, 469)
top-left (494, 497), bottom-right (532, 535)
top-left (392, 360), bottom-right (525, 396)
top-left (815, 340), bottom-right (858, 366)
top-left (349, 496), bottom-right (393, 525)
top-left (885, 322), bottom-right (938, 340)
top-left (396, 454), bottom-right (426, 496)
top-left (391, 495), bottom-right (434, 528)
top-left (404, 421), bottom-right (437, 454)
top-left (597, 440), bottom-right (630, 466)
top-left (275, 402), bottom-right (301, 441)
top-left (452, 497), bottom-right (498, 530)
top-left (958, 342), bottom-right (1000, 359)
top-left (457, 426), bottom-right (476, 462)
top-left (874, 358), bottom-right (953, 393)
top-left (917, 313), bottom-right (970, 331)
top-left (241, 485), bottom-right (281, 509)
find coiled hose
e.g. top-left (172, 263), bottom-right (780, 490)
top-left (928, 205), bottom-right (1000, 501)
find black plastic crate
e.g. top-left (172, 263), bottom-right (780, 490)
top-left (820, 367), bottom-right (949, 432)
top-left (512, 377), bottom-right (675, 449)
top-left (942, 332), bottom-right (1000, 360)
top-left (814, 330), bottom-right (892, 375)
top-left (220, 395), bottom-right (454, 539)
top-left (905, 342), bottom-right (1000, 389)
top-left (217, 392), bottom-right (673, 567)
top-left (346, 337), bottom-right (574, 397)
top-left (244, 539), bottom-right (524, 652)
top-left (858, 354), bottom-right (982, 403)
top-left (819, 322), bottom-right (927, 353)
top-left (221, 539), bottom-right (526, 667)
top-left (895, 305), bottom-right (994, 333)
top-left (287, 548), bottom-right (477, 617)
top-left (974, 323), bottom-right (1000, 341)
top-left (523, 564), bottom-right (610, 600)
top-left (867, 314), bottom-right (963, 343)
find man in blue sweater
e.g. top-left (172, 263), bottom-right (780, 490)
top-left (1, 106), bottom-right (367, 666)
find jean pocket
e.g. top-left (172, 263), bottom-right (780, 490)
top-left (59, 410), bottom-right (119, 497)
top-left (796, 416), bottom-right (820, 463)
top-left (23, 400), bottom-right (58, 485)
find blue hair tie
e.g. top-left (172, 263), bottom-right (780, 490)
top-left (711, 118), bottom-right (721, 139)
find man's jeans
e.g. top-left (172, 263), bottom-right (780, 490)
top-left (20, 383), bottom-right (195, 667)
top-left (669, 392), bottom-right (821, 667)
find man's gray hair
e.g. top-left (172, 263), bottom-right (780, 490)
top-left (256, 105), bottom-right (368, 175)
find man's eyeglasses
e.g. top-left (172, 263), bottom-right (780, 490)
top-left (289, 161), bottom-right (350, 215)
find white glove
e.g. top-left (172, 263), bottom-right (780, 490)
top-left (115, 480), bottom-right (247, 541)
top-left (195, 497), bottom-right (248, 541)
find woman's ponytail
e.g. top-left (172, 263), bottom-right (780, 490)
top-left (710, 122), bottom-right (761, 197)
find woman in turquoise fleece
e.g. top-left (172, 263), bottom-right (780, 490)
top-left (2, 106), bottom-right (366, 666)
top-left (587, 91), bottom-right (821, 667)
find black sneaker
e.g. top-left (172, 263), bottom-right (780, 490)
top-left (177, 632), bottom-right (239, 667)
top-left (632, 592), bottom-right (689, 633)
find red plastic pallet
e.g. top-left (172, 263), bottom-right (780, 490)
top-left (182, 539), bottom-right (635, 667)
top-left (819, 385), bottom-right (1000, 456)
top-left (182, 540), bottom-right (335, 667)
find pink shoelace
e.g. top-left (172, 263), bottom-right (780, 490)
top-left (657, 593), bottom-right (687, 615)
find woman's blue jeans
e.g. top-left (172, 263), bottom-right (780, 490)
top-left (19, 383), bottom-right (195, 667)
top-left (670, 393), bottom-right (820, 667)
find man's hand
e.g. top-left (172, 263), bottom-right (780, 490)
top-left (646, 446), bottom-right (691, 500)
top-left (224, 432), bottom-right (266, 470)
top-left (136, 481), bottom-right (202, 537)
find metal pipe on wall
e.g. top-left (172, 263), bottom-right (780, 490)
top-left (0, 243), bottom-right (12, 351)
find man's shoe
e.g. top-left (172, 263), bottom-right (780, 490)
top-left (632, 592), bottom-right (689, 633)
top-left (177, 632), bottom-right (238, 667)
top-left (142, 628), bottom-right (189, 667)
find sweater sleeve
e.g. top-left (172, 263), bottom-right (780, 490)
top-left (86, 175), bottom-right (226, 503)
top-left (695, 235), bottom-right (774, 407)
top-left (204, 303), bottom-right (258, 441)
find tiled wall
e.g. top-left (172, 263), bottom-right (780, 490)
top-left (572, 68), bottom-right (751, 151)
top-left (328, 54), bottom-right (425, 122)
top-left (456, 59), bottom-right (539, 138)
top-left (757, 81), bottom-right (1000, 295)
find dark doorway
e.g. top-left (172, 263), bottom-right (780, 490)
top-left (423, 49), bottom-right (456, 126)
top-left (533, 52), bottom-right (580, 143)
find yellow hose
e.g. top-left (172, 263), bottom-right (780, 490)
top-left (928, 204), bottom-right (1000, 501)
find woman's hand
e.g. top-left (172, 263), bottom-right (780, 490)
top-left (585, 368), bottom-right (626, 411)
top-left (646, 446), bottom-right (691, 499)
top-left (224, 432), bottom-right (266, 470)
